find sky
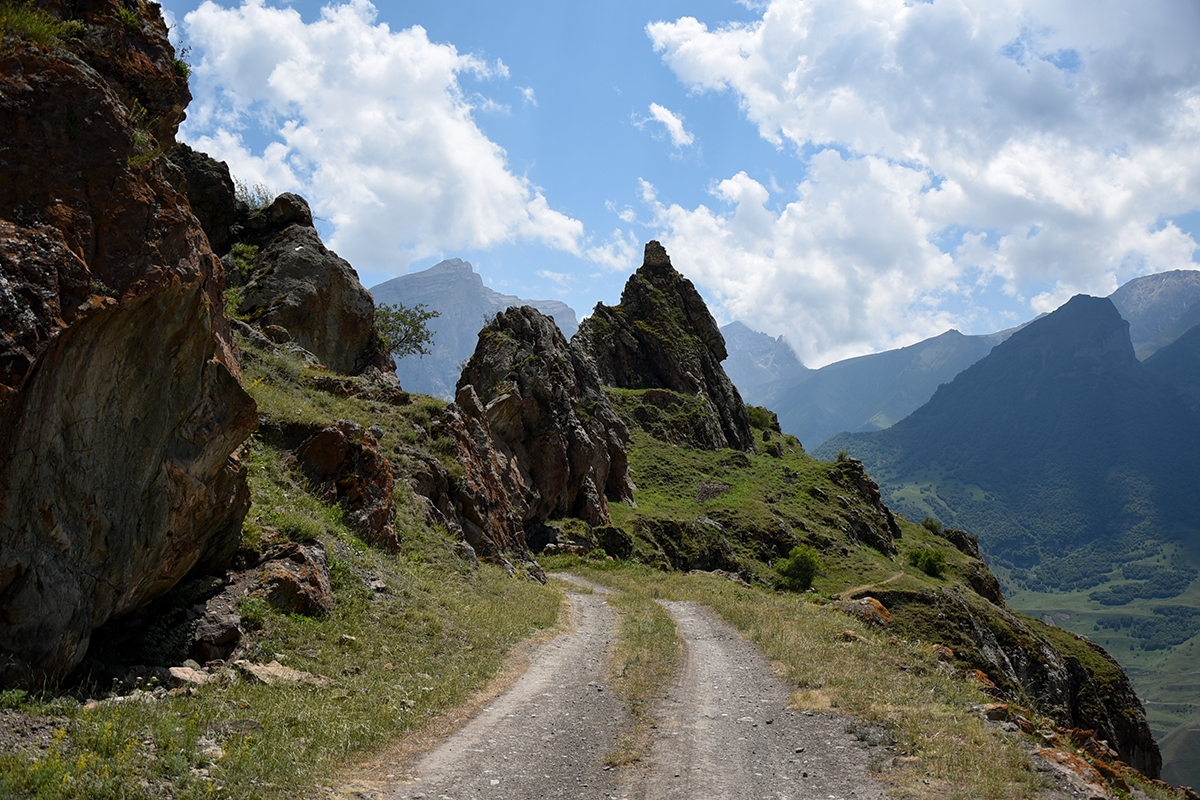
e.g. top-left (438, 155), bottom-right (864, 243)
top-left (161, 0), bottom-right (1200, 367)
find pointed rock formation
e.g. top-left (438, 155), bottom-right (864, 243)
top-left (574, 241), bottom-right (756, 451)
top-left (457, 305), bottom-right (633, 527)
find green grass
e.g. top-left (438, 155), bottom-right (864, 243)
top-left (0, 557), bottom-right (559, 799)
top-left (0, 334), bottom-right (562, 799)
top-left (0, 3), bottom-right (85, 48)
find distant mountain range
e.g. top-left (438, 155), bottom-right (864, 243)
top-left (370, 259), bottom-right (578, 399)
top-left (814, 294), bottom-right (1200, 573)
top-left (725, 268), bottom-right (1200, 450)
top-left (808, 291), bottom-right (1200, 783)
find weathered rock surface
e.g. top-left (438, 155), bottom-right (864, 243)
top-left (574, 241), bottom-right (756, 451)
top-left (871, 586), bottom-right (1161, 777)
top-left (253, 542), bottom-right (334, 617)
top-left (457, 305), bottom-right (633, 526)
top-left (295, 421), bottom-right (399, 552)
top-left (403, 386), bottom-right (544, 579)
top-left (0, 2), bottom-right (256, 687)
top-left (825, 459), bottom-right (902, 557)
top-left (259, 420), bottom-right (399, 552)
top-left (237, 222), bottom-right (387, 375)
top-left (165, 142), bottom-right (239, 255)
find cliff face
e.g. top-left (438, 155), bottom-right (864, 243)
top-left (574, 241), bottom-right (756, 451)
top-left (0, 1), bottom-right (256, 686)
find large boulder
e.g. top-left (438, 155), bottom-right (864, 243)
top-left (0, 3), bottom-right (256, 687)
top-left (457, 306), bottom-right (633, 526)
top-left (574, 241), bottom-right (756, 451)
top-left (165, 142), bottom-right (239, 255)
top-left (237, 221), bottom-right (387, 375)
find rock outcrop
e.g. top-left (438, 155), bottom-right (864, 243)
top-left (370, 258), bottom-right (580, 400)
top-left (457, 306), bottom-right (633, 526)
top-left (574, 241), bottom-right (756, 451)
top-left (236, 213), bottom-right (388, 375)
top-left (294, 421), bottom-right (399, 552)
top-left (165, 142), bottom-right (239, 255)
top-left (0, 1), bottom-right (256, 687)
top-left (405, 386), bottom-right (543, 578)
top-left (871, 585), bottom-right (1161, 777)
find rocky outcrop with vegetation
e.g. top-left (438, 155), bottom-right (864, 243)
top-left (458, 305), bottom-right (634, 526)
top-left (0, 0), bottom-right (256, 687)
top-left (574, 241), bottom-right (756, 452)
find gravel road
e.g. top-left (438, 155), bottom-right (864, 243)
top-left (625, 599), bottom-right (887, 800)
top-left (387, 577), bottom-right (886, 800)
top-left (388, 582), bottom-right (627, 799)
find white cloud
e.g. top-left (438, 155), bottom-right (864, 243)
top-left (181, 0), bottom-right (582, 275)
top-left (643, 103), bottom-right (695, 148)
top-left (584, 228), bottom-right (642, 271)
top-left (645, 0), bottom-right (1200, 364)
top-left (519, 86), bottom-right (538, 106)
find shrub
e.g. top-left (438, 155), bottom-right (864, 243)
top-left (746, 405), bottom-right (773, 431)
top-left (836, 449), bottom-right (849, 462)
top-left (375, 301), bottom-right (439, 360)
top-left (908, 548), bottom-right (947, 578)
top-left (921, 516), bottom-right (943, 535)
top-left (775, 544), bottom-right (820, 592)
top-left (234, 177), bottom-right (274, 212)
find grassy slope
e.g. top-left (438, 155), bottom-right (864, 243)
top-left (0, 346), bottom-right (1178, 798)
top-left (0, 342), bottom-right (561, 800)
top-left (830, 453), bottom-right (1200, 778)
top-left (547, 390), bottom-right (1177, 798)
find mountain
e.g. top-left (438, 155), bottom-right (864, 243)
top-left (370, 259), bottom-right (578, 399)
top-left (1136, 300), bottom-right (1200, 360)
top-left (1108, 268), bottom-right (1200, 354)
top-left (1145, 320), bottom-right (1200, 403)
top-left (744, 328), bottom-right (1014, 449)
top-left (816, 295), bottom-right (1200, 574)
top-left (719, 321), bottom-right (809, 391)
top-left (729, 269), bottom-right (1200, 452)
top-left (814, 296), bottom-right (1200, 779)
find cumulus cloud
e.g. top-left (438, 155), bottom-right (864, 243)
top-left (643, 103), bottom-right (695, 148)
top-left (646, 0), bottom-right (1200, 364)
top-left (181, 0), bottom-right (582, 275)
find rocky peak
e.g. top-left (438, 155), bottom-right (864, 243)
top-left (574, 241), bottom-right (756, 451)
top-left (457, 306), bottom-right (633, 526)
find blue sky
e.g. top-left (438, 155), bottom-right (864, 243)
top-left (162, 0), bottom-right (1200, 366)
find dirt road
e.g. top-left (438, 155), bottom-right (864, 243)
top-left (629, 600), bottom-right (887, 799)
top-left (388, 578), bottom-right (885, 800)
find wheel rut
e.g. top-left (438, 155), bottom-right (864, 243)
top-left (386, 577), bottom-right (886, 800)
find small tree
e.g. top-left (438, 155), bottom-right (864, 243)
top-left (775, 544), bottom-right (821, 592)
top-left (921, 516), bottom-right (943, 535)
top-left (375, 302), bottom-right (439, 360)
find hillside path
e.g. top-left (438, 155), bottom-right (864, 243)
top-left (385, 575), bottom-right (887, 800)
top-left (627, 599), bottom-right (887, 800)
top-left (387, 579), bottom-right (626, 799)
